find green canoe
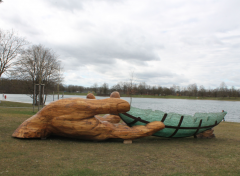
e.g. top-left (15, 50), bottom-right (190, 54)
top-left (119, 107), bottom-right (227, 138)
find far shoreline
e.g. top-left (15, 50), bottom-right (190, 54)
top-left (2, 92), bottom-right (240, 102)
top-left (97, 94), bottom-right (240, 101)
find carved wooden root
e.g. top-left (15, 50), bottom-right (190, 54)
top-left (12, 96), bottom-right (165, 141)
top-left (95, 114), bottom-right (122, 124)
top-left (89, 91), bottom-right (124, 124)
top-left (195, 128), bottom-right (215, 139)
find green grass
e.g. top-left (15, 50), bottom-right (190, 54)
top-left (0, 100), bottom-right (34, 107)
top-left (0, 102), bottom-right (240, 175)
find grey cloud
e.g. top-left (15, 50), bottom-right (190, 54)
top-left (46, 0), bottom-right (125, 12)
top-left (2, 14), bottom-right (42, 37)
top-left (2, 0), bottom-right (240, 88)
top-left (45, 0), bottom-right (83, 11)
top-left (41, 0), bottom-right (240, 88)
top-left (135, 71), bottom-right (175, 80)
top-left (180, 36), bottom-right (223, 47)
top-left (232, 43), bottom-right (240, 48)
top-left (146, 74), bottom-right (189, 87)
top-left (56, 34), bottom-right (162, 69)
top-left (220, 35), bottom-right (240, 40)
top-left (59, 57), bottom-right (83, 71)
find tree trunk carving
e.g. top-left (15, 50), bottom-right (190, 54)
top-left (12, 92), bottom-right (165, 141)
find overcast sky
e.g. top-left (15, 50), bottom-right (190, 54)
top-left (0, 0), bottom-right (240, 89)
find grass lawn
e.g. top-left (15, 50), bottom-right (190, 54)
top-left (0, 101), bottom-right (240, 176)
top-left (0, 101), bottom-right (34, 107)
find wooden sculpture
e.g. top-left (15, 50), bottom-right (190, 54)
top-left (95, 91), bottom-right (124, 124)
top-left (12, 92), bottom-right (165, 141)
top-left (86, 93), bottom-right (96, 99)
top-left (195, 128), bottom-right (215, 139)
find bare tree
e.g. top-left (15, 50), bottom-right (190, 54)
top-left (231, 86), bottom-right (237, 98)
top-left (187, 83), bottom-right (198, 97)
top-left (128, 71), bottom-right (135, 105)
top-left (138, 82), bottom-right (147, 95)
top-left (119, 82), bottom-right (128, 94)
top-left (157, 85), bottom-right (163, 95)
top-left (219, 82), bottom-right (227, 98)
top-left (199, 85), bottom-right (206, 98)
top-left (100, 83), bottom-right (109, 95)
top-left (91, 83), bottom-right (98, 94)
top-left (111, 83), bottom-right (122, 93)
top-left (170, 84), bottom-right (177, 95)
top-left (0, 29), bottom-right (28, 77)
top-left (12, 44), bottom-right (62, 105)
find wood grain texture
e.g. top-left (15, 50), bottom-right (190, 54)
top-left (12, 95), bottom-right (165, 141)
top-left (96, 91), bottom-right (122, 124)
top-left (110, 91), bottom-right (120, 98)
top-left (95, 114), bottom-right (122, 124)
top-left (86, 93), bottom-right (96, 99)
top-left (196, 128), bottom-right (215, 139)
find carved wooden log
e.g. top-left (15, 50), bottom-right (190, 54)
top-left (94, 91), bottom-right (122, 124)
top-left (195, 128), bottom-right (215, 139)
top-left (86, 93), bottom-right (96, 99)
top-left (12, 94), bottom-right (165, 141)
top-left (110, 91), bottom-right (120, 98)
top-left (95, 114), bottom-right (122, 124)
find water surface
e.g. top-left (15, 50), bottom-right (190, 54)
top-left (2, 94), bottom-right (239, 122)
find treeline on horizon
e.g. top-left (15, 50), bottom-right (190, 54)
top-left (1, 78), bottom-right (240, 98)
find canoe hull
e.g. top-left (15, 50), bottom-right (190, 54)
top-left (119, 107), bottom-right (227, 138)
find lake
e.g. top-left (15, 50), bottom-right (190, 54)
top-left (1, 94), bottom-right (240, 123)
